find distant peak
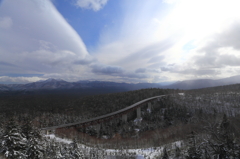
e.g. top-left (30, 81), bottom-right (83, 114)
top-left (46, 78), bottom-right (57, 81)
top-left (49, 78), bottom-right (65, 81)
top-left (38, 78), bottom-right (66, 83)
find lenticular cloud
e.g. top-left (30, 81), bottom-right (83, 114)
top-left (0, 0), bottom-right (88, 75)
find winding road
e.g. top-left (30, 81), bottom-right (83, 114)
top-left (41, 94), bottom-right (168, 131)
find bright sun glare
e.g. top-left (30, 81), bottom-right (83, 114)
top-left (167, 0), bottom-right (240, 40)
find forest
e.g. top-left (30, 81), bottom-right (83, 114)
top-left (0, 85), bottom-right (240, 158)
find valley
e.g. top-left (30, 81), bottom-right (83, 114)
top-left (1, 82), bottom-right (240, 158)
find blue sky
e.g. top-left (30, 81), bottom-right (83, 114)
top-left (53, 0), bottom-right (123, 51)
top-left (1, 0), bottom-right (240, 84)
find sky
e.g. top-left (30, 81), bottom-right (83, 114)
top-left (1, 0), bottom-right (240, 84)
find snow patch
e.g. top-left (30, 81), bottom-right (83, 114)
top-left (45, 134), bottom-right (72, 144)
top-left (45, 133), bottom-right (183, 159)
top-left (178, 93), bottom-right (185, 96)
top-left (134, 117), bottom-right (142, 124)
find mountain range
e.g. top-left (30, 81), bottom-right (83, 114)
top-left (166, 75), bottom-right (240, 90)
top-left (0, 75), bottom-right (240, 92)
top-left (0, 78), bottom-right (161, 92)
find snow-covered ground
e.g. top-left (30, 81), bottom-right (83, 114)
top-left (45, 134), bottom-right (183, 159)
top-left (45, 134), bottom-right (72, 144)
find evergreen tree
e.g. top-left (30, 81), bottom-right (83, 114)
top-left (202, 147), bottom-right (211, 159)
top-left (44, 140), bottom-right (58, 159)
top-left (0, 122), bottom-right (3, 152)
top-left (54, 145), bottom-right (63, 159)
top-left (20, 117), bottom-right (44, 159)
top-left (70, 138), bottom-right (84, 159)
top-left (61, 146), bottom-right (72, 159)
top-left (186, 131), bottom-right (201, 159)
top-left (174, 145), bottom-right (181, 159)
top-left (26, 128), bottom-right (44, 159)
top-left (21, 117), bottom-right (33, 140)
top-left (89, 146), bottom-right (98, 159)
top-left (207, 114), bottom-right (237, 158)
top-left (162, 147), bottom-right (169, 159)
top-left (1, 118), bottom-right (27, 159)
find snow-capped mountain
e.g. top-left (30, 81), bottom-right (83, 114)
top-left (0, 79), bottom-right (163, 92)
top-left (1, 75), bottom-right (240, 92)
top-left (0, 79), bottom-right (81, 91)
top-left (0, 84), bottom-right (10, 91)
top-left (22, 78), bottom-right (78, 89)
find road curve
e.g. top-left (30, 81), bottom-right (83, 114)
top-left (41, 95), bottom-right (167, 130)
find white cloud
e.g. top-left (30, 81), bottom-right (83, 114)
top-left (2, 0), bottom-right (240, 84)
top-left (0, 16), bottom-right (12, 29)
top-left (0, 76), bottom-right (46, 84)
top-left (93, 0), bottom-right (240, 82)
top-left (0, 0), bottom-right (89, 77)
top-left (0, 0), bottom-right (88, 55)
top-left (75, 0), bottom-right (108, 11)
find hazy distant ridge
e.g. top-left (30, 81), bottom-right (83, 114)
top-left (0, 75), bottom-right (240, 92)
top-left (164, 75), bottom-right (240, 89)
